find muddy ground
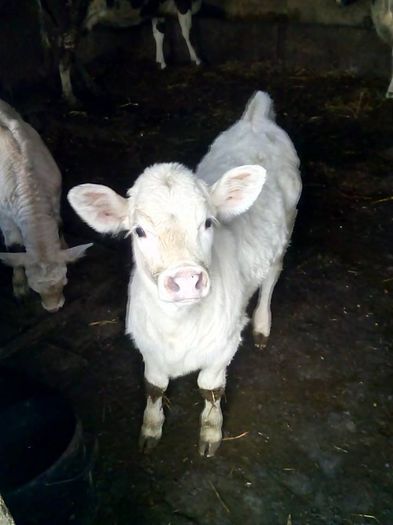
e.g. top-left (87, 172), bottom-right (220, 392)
top-left (0, 61), bottom-right (392, 525)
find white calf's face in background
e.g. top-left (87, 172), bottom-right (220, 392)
top-left (25, 261), bottom-right (68, 312)
top-left (0, 244), bottom-right (92, 312)
top-left (68, 162), bottom-right (266, 305)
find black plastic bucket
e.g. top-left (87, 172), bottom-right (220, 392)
top-left (0, 369), bottom-right (96, 525)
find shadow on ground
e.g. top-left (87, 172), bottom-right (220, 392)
top-left (1, 61), bottom-right (392, 525)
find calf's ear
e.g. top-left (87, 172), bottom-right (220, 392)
top-left (61, 243), bottom-right (93, 263)
top-left (0, 252), bottom-right (29, 267)
top-left (68, 184), bottom-right (130, 234)
top-left (210, 165), bottom-right (266, 221)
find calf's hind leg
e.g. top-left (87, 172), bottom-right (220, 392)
top-left (253, 259), bottom-right (283, 349)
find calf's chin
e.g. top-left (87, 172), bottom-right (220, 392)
top-left (40, 287), bottom-right (66, 313)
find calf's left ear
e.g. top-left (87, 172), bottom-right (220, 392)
top-left (67, 184), bottom-right (130, 234)
top-left (210, 165), bottom-right (267, 221)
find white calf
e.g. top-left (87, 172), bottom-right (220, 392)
top-left (68, 91), bottom-right (301, 456)
top-left (0, 100), bottom-right (92, 312)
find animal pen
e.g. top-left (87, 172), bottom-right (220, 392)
top-left (0, 1), bottom-right (392, 524)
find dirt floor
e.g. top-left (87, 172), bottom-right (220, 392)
top-left (1, 60), bottom-right (393, 525)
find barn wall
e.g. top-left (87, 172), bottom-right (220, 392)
top-left (207, 0), bottom-right (369, 26)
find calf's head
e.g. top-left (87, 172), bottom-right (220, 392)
top-left (0, 245), bottom-right (92, 312)
top-left (68, 163), bottom-right (266, 304)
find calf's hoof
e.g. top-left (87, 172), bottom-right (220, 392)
top-left (139, 433), bottom-right (161, 454)
top-left (199, 438), bottom-right (221, 458)
top-left (253, 332), bottom-right (269, 350)
top-left (63, 93), bottom-right (82, 109)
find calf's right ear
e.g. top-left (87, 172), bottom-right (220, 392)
top-left (67, 184), bottom-right (130, 234)
top-left (0, 252), bottom-right (29, 267)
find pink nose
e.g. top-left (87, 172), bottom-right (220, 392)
top-left (159, 266), bottom-right (210, 302)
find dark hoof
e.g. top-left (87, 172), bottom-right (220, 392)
top-left (13, 284), bottom-right (29, 299)
top-left (63, 94), bottom-right (81, 109)
top-left (253, 332), bottom-right (269, 350)
top-left (139, 434), bottom-right (160, 454)
top-left (199, 439), bottom-right (221, 458)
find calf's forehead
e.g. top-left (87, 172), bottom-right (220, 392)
top-left (129, 164), bottom-right (211, 227)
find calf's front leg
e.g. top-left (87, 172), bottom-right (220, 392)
top-left (12, 267), bottom-right (28, 298)
top-left (1, 218), bottom-right (29, 297)
top-left (139, 379), bottom-right (167, 453)
top-left (199, 387), bottom-right (224, 457)
top-left (198, 368), bottom-right (226, 457)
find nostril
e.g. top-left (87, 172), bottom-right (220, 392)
top-left (161, 267), bottom-right (209, 299)
top-left (195, 273), bottom-right (203, 290)
top-left (166, 276), bottom-right (180, 292)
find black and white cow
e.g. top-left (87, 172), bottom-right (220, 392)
top-left (38, 0), bottom-right (201, 105)
top-left (337, 0), bottom-right (393, 98)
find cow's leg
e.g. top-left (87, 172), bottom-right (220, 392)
top-left (253, 259), bottom-right (283, 349)
top-left (197, 367), bottom-right (226, 457)
top-left (0, 217), bottom-right (28, 298)
top-left (59, 54), bottom-right (78, 106)
top-left (152, 18), bottom-right (166, 69)
top-left (74, 58), bottom-right (103, 98)
top-left (176, 9), bottom-right (201, 65)
top-left (139, 367), bottom-right (169, 452)
top-left (59, 30), bottom-right (79, 107)
top-left (386, 48), bottom-right (393, 99)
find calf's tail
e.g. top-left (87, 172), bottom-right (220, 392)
top-left (241, 91), bottom-right (276, 129)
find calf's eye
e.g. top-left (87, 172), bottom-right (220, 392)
top-left (205, 218), bottom-right (213, 229)
top-left (135, 226), bottom-right (146, 238)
